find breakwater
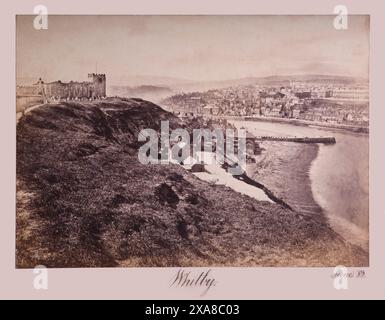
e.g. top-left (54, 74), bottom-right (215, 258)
top-left (253, 136), bottom-right (336, 144)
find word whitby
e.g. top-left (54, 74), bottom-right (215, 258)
top-left (170, 269), bottom-right (217, 296)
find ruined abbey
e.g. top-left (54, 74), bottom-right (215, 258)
top-left (17, 73), bottom-right (107, 101)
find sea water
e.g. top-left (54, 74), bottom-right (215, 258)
top-left (230, 120), bottom-right (369, 252)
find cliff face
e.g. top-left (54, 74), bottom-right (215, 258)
top-left (16, 98), bottom-right (368, 267)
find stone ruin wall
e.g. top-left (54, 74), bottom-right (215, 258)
top-left (17, 73), bottom-right (106, 101)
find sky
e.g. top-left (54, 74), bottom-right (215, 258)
top-left (16, 15), bottom-right (369, 85)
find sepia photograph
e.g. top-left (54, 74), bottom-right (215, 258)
top-left (16, 15), bottom-right (369, 268)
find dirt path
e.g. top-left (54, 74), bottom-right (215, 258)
top-left (16, 103), bottom-right (46, 123)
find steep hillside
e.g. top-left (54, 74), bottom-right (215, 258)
top-left (16, 98), bottom-right (368, 267)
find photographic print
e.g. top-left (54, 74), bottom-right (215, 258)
top-left (16, 15), bottom-right (369, 268)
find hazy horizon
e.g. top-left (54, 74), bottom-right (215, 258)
top-left (16, 15), bottom-right (369, 86)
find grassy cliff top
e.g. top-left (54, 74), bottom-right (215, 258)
top-left (16, 98), bottom-right (368, 267)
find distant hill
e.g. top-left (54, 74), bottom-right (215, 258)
top-left (167, 74), bottom-right (368, 93)
top-left (252, 74), bottom-right (368, 85)
top-left (108, 85), bottom-right (173, 103)
top-left (108, 75), bottom-right (193, 87)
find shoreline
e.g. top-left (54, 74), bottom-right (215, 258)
top-left (231, 118), bottom-right (369, 253)
top-left (250, 137), bottom-right (369, 253)
top-left (187, 142), bottom-right (369, 265)
top-left (217, 115), bottom-right (369, 134)
top-left (309, 143), bottom-right (369, 252)
top-left (248, 141), bottom-right (325, 221)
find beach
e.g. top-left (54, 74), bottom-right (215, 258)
top-left (248, 141), bottom-right (323, 217)
top-left (231, 119), bottom-right (369, 253)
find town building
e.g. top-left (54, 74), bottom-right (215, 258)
top-left (331, 86), bottom-right (369, 101)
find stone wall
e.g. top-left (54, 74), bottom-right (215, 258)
top-left (44, 74), bottom-right (106, 99)
top-left (16, 74), bottom-right (107, 101)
